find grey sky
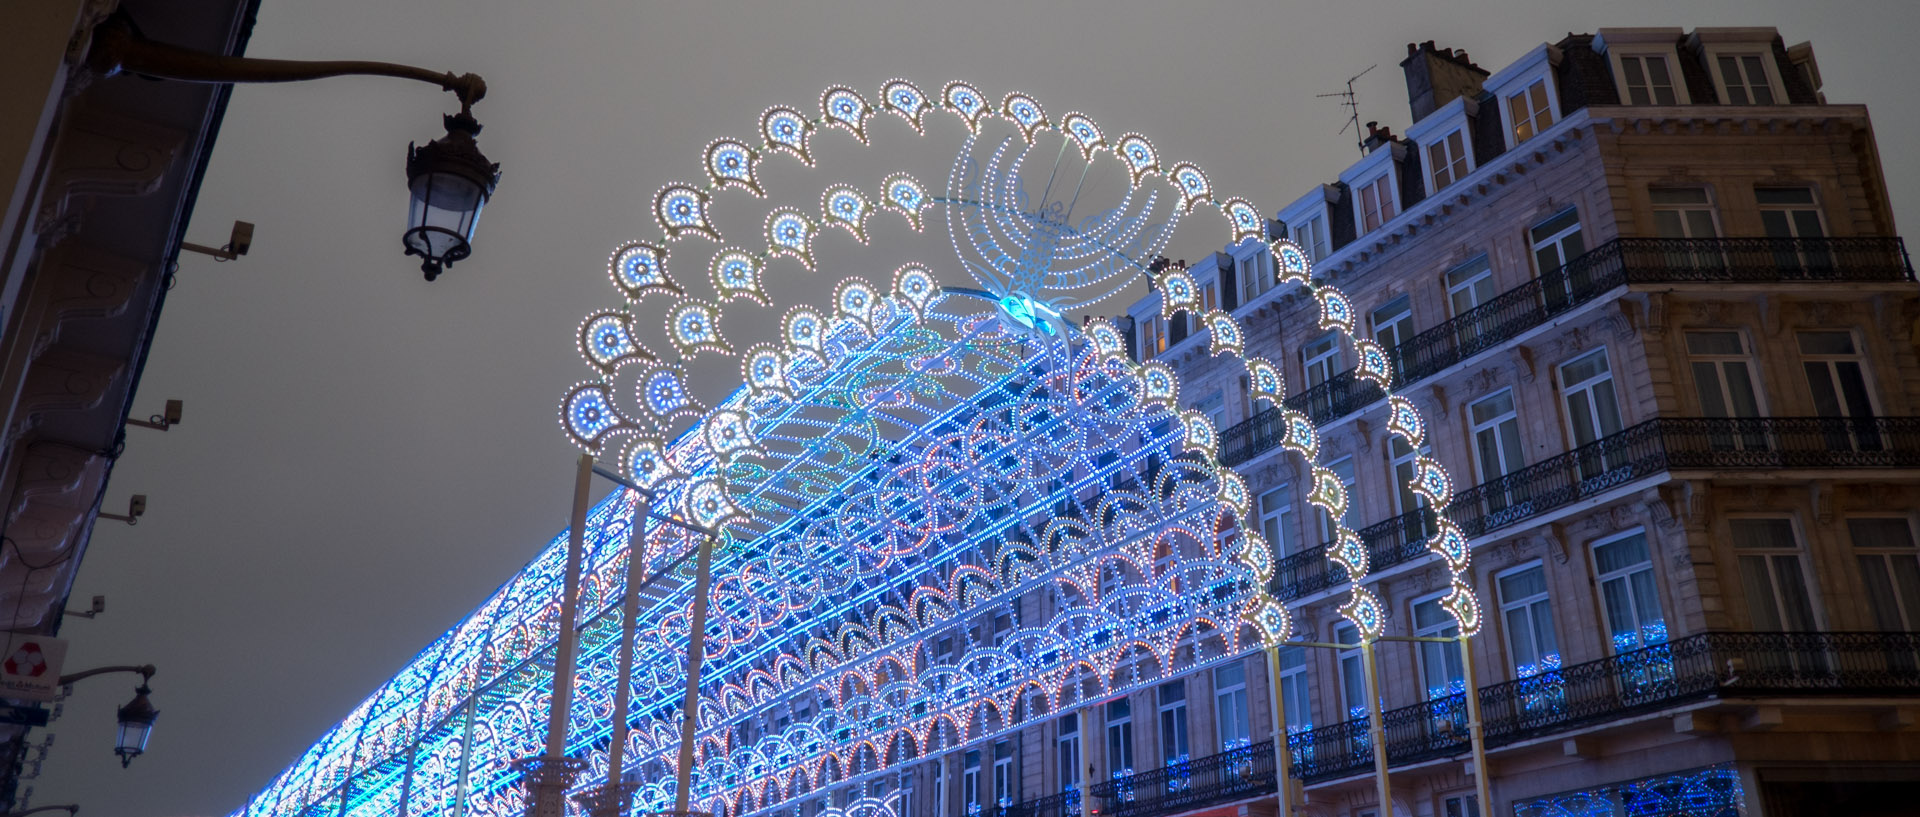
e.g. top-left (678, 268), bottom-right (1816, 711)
top-left (34, 1), bottom-right (1920, 814)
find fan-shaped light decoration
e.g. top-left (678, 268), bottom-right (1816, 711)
top-left (880, 79), bottom-right (930, 133)
top-left (614, 434), bottom-right (682, 493)
top-left (820, 86), bottom-right (872, 145)
top-left (1341, 588), bottom-right (1386, 638)
top-left (1222, 198), bottom-right (1264, 244)
top-left (783, 306), bottom-right (827, 362)
top-left (633, 364), bottom-right (705, 423)
top-left (1237, 530), bottom-right (1275, 583)
top-left (560, 382), bottom-right (623, 449)
top-left (655, 184), bottom-right (720, 242)
top-left (941, 81), bottom-right (989, 133)
top-left (665, 299), bottom-right (733, 357)
top-left (1430, 519), bottom-right (1470, 573)
top-left (1280, 410), bottom-right (1318, 459)
top-left (834, 278), bottom-right (882, 335)
top-left (765, 208), bottom-right (817, 270)
top-left (1084, 318), bottom-right (1128, 362)
top-left (1274, 238), bottom-right (1311, 284)
top-left (1157, 267), bottom-right (1199, 321)
top-left (1115, 133), bottom-right (1159, 186)
top-left (578, 310), bottom-right (653, 375)
top-left (1440, 577), bottom-right (1481, 634)
top-left (684, 476), bottom-right (744, 530)
top-left (1306, 465), bottom-right (1347, 523)
top-left (709, 249), bottom-right (769, 306)
top-left (1000, 93), bottom-right (1049, 142)
top-left (705, 139), bottom-right (764, 196)
top-left (1060, 112), bottom-right (1105, 159)
top-left (1386, 396), bottom-right (1425, 446)
top-left (1179, 409), bottom-right (1217, 458)
top-left (879, 173), bottom-right (930, 231)
top-left (1316, 286), bottom-right (1354, 334)
top-left (1168, 162), bottom-right (1212, 213)
top-left (1353, 338), bottom-right (1392, 386)
top-left (1136, 362), bottom-right (1178, 410)
top-left (1250, 599), bottom-right (1292, 642)
top-left (1204, 310), bottom-right (1242, 357)
top-left (821, 185), bottom-right (872, 243)
top-left (1217, 469), bottom-right (1250, 516)
top-left (760, 106), bottom-right (814, 166)
top-left (741, 344), bottom-right (794, 401)
top-left (1411, 457), bottom-right (1452, 506)
top-left (609, 240), bottom-right (684, 301)
top-left (1329, 529), bottom-right (1370, 579)
top-left (703, 409), bottom-right (759, 465)
top-left (891, 264), bottom-right (939, 323)
top-left (1246, 358), bottom-right (1284, 408)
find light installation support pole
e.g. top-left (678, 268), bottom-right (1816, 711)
top-left (526, 453), bottom-right (595, 817)
top-left (672, 529), bottom-right (718, 815)
top-left (1457, 635), bottom-right (1493, 813)
top-left (454, 695), bottom-right (475, 817)
top-left (605, 519), bottom-right (645, 786)
top-left (1264, 646), bottom-right (1293, 817)
top-left (1359, 640), bottom-right (1392, 817)
top-left (1077, 703), bottom-right (1096, 816)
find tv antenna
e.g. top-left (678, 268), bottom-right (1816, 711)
top-left (1317, 64), bottom-right (1376, 157)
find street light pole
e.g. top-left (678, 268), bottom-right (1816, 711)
top-left (1457, 635), bottom-right (1493, 813)
top-left (1359, 640), bottom-right (1392, 817)
top-left (1262, 646), bottom-right (1295, 817)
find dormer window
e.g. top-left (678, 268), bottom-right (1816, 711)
top-left (1426, 130), bottom-right (1470, 191)
top-left (1236, 245), bottom-right (1275, 304)
top-left (1619, 54), bottom-right (1678, 105)
top-left (1715, 53), bottom-right (1777, 105)
top-left (1294, 213), bottom-right (1329, 261)
top-left (1358, 174), bottom-right (1396, 234)
top-left (1507, 79), bottom-right (1554, 143)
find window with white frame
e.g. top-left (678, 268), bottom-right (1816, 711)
top-left (1426, 129), bottom-right (1471, 191)
top-left (1412, 594), bottom-right (1465, 699)
top-left (1334, 622), bottom-right (1367, 720)
top-left (898, 771), bottom-right (914, 817)
top-left (963, 750), bottom-right (982, 814)
top-left (1530, 208), bottom-right (1586, 277)
top-left (1651, 188), bottom-right (1719, 238)
top-left (1507, 78), bottom-right (1555, 144)
top-left (1850, 518), bottom-right (1920, 632)
top-left (1056, 713), bottom-right (1081, 794)
top-left (1104, 698), bottom-right (1134, 778)
top-left (1138, 315), bottom-right (1166, 359)
top-left (1276, 645), bottom-right (1312, 733)
top-left (1443, 793), bottom-right (1482, 817)
top-left (1757, 186), bottom-right (1825, 238)
top-left (1192, 389), bottom-right (1227, 431)
top-left (1156, 679), bottom-right (1189, 764)
top-left (1469, 389), bottom-right (1525, 481)
top-left (1446, 255), bottom-right (1495, 317)
top-left (1302, 332), bottom-right (1341, 389)
top-left (1389, 436), bottom-right (1433, 517)
top-left (1732, 518), bottom-right (1818, 631)
top-left (1371, 295), bottom-right (1414, 361)
top-left (1498, 563), bottom-right (1561, 677)
top-left (1798, 330), bottom-right (1876, 418)
top-left (1686, 331), bottom-right (1763, 418)
top-left (1292, 213), bottom-right (1330, 262)
top-left (991, 610), bottom-right (1013, 648)
top-left (1259, 483), bottom-right (1296, 558)
top-left (1238, 248), bottom-right (1274, 304)
top-left (1593, 531), bottom-right (1667, 651)
top-left (1358, 174), bottom-right (1396, 234)
top-left (1715, 52), bottom-right (1778, 105)
top-left (1318, 456), bottom-right (1359, 542)
top-left (1214, 662), bottom-right (1251, 750)
top-left (992, 740), bottom-right (1015, 807)
top-left (1618, 53), bottom-right (1679, 105)
top-left (1559, 348), bottom-right (1624, 448)
top-left (1198, 278), bottom-right (1220, 333)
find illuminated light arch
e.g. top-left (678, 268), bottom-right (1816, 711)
top-left (239, 79), bottom-right (1482, 817)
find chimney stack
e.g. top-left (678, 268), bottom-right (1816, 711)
top-left (1362, 121), bottom-right (1396, 154)
top-left (1402, 40), bottom-right (1490, 122)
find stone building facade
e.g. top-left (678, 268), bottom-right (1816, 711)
top-left (905, 25), bottom-right (1917, 817)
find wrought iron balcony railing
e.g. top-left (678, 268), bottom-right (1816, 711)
top-left (1218, 236), bottom-right (1914, 466)
top-left (1444, 416), bottom-right (1920, 538)
top-left (1287, 631), bottom-right (1920, 784)
top-left (1259, 417), bottom-right (1918, 604)
top-left (1088, 742), bottom-right (1275, 817)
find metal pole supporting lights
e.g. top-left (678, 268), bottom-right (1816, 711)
top-left (85, 10), bottom-right (501, 281)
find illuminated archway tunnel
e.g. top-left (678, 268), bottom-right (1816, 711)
top-left (239, 79), bottom-right (1481, 817)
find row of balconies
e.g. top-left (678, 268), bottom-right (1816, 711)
top-left (997, 631), bottom-right (1920, 817)
top-left (1219, 235), bottom-right (1915, 466)
top-left (1267, 415), bottom-right (1920, 605)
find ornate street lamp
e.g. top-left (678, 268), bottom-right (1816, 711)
top-left (56, 664), bottom-right (157, 769)
top-left (405, 112), bottom-right (500, 280)
top-left (87, 11), bottom-right (501, 281)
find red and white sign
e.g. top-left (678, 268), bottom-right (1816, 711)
top-left (0, 634), bottom-right (67, 702)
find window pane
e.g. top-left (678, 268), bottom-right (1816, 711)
top-left (1531, 209), bottom-right (1580, 242)
top-left (1471, 391), bottom-right (1514, 424)
top-left (1718, 56), bottom-right (1748, 105)
top-left (1562, 349), bottom-right (1610, 384)
top-left (1595, 534), bottom-right (1650, 573)
top-left (1731, 518), bottom-right (1797, 549)
top-left (1651, 188), bottom-right (1711, 206)
top-left (1743, 56), bottom-right (1775, 104)
top-left (1757, 187), bottom-right (1817, 206)
top-left (1849, 518), bottom-right (1916, 549)
top-left (1499, 565), bottom-right (1547, 599)
top-left (1686, 331), bottom-right (1744, 355)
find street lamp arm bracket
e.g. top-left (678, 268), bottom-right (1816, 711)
top-left (88, 15), bottom-right (487, 109)
top-left (57, 663), bottom-right (155, 687)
